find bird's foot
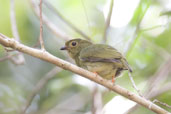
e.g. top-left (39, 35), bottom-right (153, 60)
top-left (93, 72), bottom-right (98, 77)
top-left (112, 76), bottom-right (116, 86)
top-left (112, 78), bottom-right (115, 83)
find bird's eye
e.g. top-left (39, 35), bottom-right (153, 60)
top-left (71, 41), bottom-right (77, 46)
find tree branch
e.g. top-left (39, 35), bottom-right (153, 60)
top-left (0, 33), bottom-right (169, 114)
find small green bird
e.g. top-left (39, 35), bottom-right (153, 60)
top-left (60, 39), bottom-right (132, 82)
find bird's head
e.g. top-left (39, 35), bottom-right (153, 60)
top-left (60, 39), bottom-right (92, 59)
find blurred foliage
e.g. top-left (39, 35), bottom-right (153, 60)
top-left (0, 0), bottom-right (171, 114)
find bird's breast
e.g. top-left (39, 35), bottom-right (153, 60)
top-left (81, 62), bottom-right (117, 80)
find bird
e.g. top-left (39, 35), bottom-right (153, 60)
top-left (60, 39), bottom-right (132, 83)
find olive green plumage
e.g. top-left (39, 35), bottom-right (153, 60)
top-left (60, 39), bottom-right (132, 80)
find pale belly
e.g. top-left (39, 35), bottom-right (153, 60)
top-left (81, 62), bottom-right (118, 80)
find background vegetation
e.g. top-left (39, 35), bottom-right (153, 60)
top-left (0, 0), bottom-right (170, 114)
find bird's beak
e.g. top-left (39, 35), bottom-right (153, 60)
top-left (60, 46), bottom-right (68, 50)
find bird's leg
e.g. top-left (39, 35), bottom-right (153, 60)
top-left (111, 76), bottom-right (116, 86)
top-left (111, 69), bottom-right (117, 85)
top-left (93, 72), bottom-right (98, 77)
top-left (112, 76), bottom-right (115, 84)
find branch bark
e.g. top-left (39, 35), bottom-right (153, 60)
top-left (0, 34), bottom-right (169, 114)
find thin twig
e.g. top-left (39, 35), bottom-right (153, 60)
top-left (103, 0), bottom-right (114, 43)
top-left (152, 99), bottom-right (171, 109)
top-left (0, 56), bottom-right (10, 62)
top-left (123, 2), bottom-right (150, 99)
top-left (9, 0), bottom-right (25, 65)
top-left (92, 87), bottom-right (98, 114)
top-left (39, 0), bottom-right (45, 50)
top-left (21, 67), bottom-right (62, 114)
top-left (0, 50), bottom-right (24, 65)
top-left (29, 0), bottom-right (71, 41)
top-left (0, 53), bottom-right (17, 62)
top-left (4, 47), bottom-right (15, 52)
top-left (128, 72), bottom-right (142, 96)
top-left (10, 0), bottom-right (20, 41)
top-left (125, 83), bottom-right (171, 114)
top-left (43, 0), bottom-right (92, 41)
top-left (2, 47), bottom-right (25, 65)
top-left (126, 58), bottom-right (171, 114)
top-left (0, 33), bottom-right (7, 38)
top-left (0, 34), bottom-right (169, 114)
top-left (91, 86), bottom-right (103, 114)
top-left (126, 30), bottom-right (142, 97)
top-left (23, 0), bottom-right (74, 109)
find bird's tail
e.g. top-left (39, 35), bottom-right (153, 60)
top-left (122, 58), bottom-right (132, 73)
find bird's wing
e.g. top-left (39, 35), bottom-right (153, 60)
top-left (79, 44), bottom-right (123, 63)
